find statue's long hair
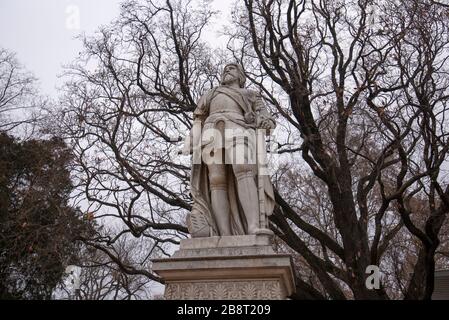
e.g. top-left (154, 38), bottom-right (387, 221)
top-left (221, 63), bottom-right (246, 88)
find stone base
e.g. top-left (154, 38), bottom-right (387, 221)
top-left (152, 235), bottom-right (296, 300)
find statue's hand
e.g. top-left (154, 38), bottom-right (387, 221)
top-left (258, 118), bottom-right (275, 131)
top-left (244, 111), bottom-right (256, 124)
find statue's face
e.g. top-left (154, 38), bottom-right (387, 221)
top-left (221, 64), bottom-right (240, 86)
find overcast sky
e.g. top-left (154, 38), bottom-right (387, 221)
top-left (0, 0), bottom-right (231, 97)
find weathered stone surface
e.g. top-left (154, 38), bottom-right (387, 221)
top-left (165, 280), bottom-right (282, 300)
top-left (178, 234), bottom-right (272, 250)
top-left (186, 63), bottom-right (277, 237)
top-left (172, 245), bottom-right (274, 258)
top-left (152, 235), bottom-right (296, 300)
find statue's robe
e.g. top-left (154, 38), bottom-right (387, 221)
top-left (186, 85), bottom-right (276, 237)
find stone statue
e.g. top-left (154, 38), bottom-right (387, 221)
top-left (183, 63), bottom-right (276, 237)
top-left (154, 69), bottom-right (296, 300)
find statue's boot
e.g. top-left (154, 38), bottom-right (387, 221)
top-left (235, 172), bottom-right (260, 234)
top-left (211, 187), bottom-right (231, 236)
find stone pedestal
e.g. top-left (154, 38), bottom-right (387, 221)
top-left (152, 235), bottom-right (296, 300)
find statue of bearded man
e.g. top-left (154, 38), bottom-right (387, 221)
top-left (184, 63), bottom-right (276, 237)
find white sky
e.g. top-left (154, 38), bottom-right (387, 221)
top-left (0, 0), bottom-right (232, 97)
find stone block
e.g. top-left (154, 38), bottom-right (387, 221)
top-left (152, 235), bottom-right (296, 300)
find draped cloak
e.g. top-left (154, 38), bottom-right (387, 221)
top-left (185, 86), bottom-right (276, 237)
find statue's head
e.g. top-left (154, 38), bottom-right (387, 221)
top-left (221, 63), bottom-right (246, 88)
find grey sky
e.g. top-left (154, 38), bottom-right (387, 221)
top-left (0, 0), bottom-right (231, 97)
top-left (0, 0), bottom-right (123, 95)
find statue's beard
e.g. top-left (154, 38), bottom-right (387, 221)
top-left (221, 73), bottom-right (239, 86)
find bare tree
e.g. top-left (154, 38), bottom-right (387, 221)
top-left (55, 234), bottom-right (154, 300)
top-left (51, 0), bottom-right (220, 281)
top-left (225, 0), bottom-right (449, 299)
top-left (0, 48), bottom-right (44, 135)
